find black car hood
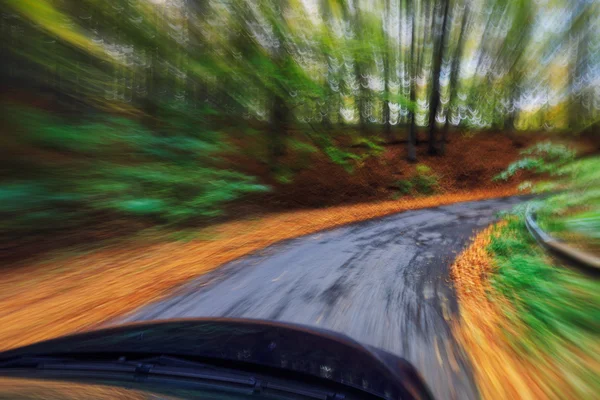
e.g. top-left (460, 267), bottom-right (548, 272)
top-left (0, 318), bottom-right (432, 399)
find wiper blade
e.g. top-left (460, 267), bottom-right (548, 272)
top-left (1, 355), bottom-right (253, 385)
top-left (0, 355), bottom-right (345, 399)
top-left (134, 355), bottom-right (216, 369)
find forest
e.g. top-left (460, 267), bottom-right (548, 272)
top-left (1, 2), bottom-right (600, 398)
top-left (1, 0), bottom-right (598, 246)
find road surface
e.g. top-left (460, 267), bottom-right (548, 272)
top-left (123, 196), bottom-right (528, 400)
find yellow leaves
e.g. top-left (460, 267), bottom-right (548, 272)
top-left (0, 377), bottom-right (171, 399)
top-left (451, 223), bottom-right (545, 399)
top-left (6, 0), bottom-right (108, 61)
top-left (451, 221), bottom-right (592, 399)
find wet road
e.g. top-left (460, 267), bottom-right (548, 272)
top-left (124, 196), bottom-right (528, 400)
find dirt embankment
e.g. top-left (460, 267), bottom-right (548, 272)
top-left (2, 131), bottom-right (536, 264)
top-left (236, 132), bottom-right (538, 209)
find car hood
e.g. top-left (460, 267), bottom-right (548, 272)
top-left (0, 318), bottom-right (431, 399)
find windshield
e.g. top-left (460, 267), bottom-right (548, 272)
top-left (1, 1), bottom-right (599, 399)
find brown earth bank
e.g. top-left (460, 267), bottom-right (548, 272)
top-left (2, 129), bottom-right (594, 264)
top-left (0, 130), bottom-right (537, 263)
top-left (236, 131), bottom-right (532, 208)
top-left (231, 130), bottom-right (596, 209)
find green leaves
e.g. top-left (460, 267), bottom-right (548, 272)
top-left (116, 198), bottom-right (166, 215)
top-left (520, 142), bottom-right (576, 162)
top-left (0, 106), bottom-right (269, 234)
top-left (488, 215), bottom-right (600, 358)
top-left (495, 142), bottom-right (577, 181)
top-left (494, 157), bottom-right (546, 180)
top-left (413, 164), bottom-right (440, 195)
top-left (392, 165), bottom-right (440, 197)
top-left (5, 0), bottom-right (107, 60)
top-left (495, 142), bottom-right (600, 250)
top-left (393, 179), bottom-right (413, 196)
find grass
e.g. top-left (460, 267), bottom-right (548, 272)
top-left (452, 212), bottom-right (600, 399)
top-left (497, 143), bottom-right (600, 254)
top-left (0, 186), bottom-right (520, 353)
top-left (536, 183), bottom-right (600, 254)
top-left (489, 215), bottom-right (600, 355)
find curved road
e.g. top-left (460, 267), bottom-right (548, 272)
top-left (123, 196), bottom-right (528, 400)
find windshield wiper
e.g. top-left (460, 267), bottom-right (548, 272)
top-left (0, 355), bottom-right (346, 400)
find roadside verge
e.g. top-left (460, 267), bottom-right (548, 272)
top-left (0, 187), bottom-right (520, 352)
top-left (525, 204), bottom-right (600, 270)
top-left (452, 217), bottom-right (600, 399)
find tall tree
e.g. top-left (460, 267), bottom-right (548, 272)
top-left (427, 0), bottom-right (450, 155)
top-left (439, 1), bottom-right (468, 155)
top-left (406, 0), bottom-right (418, 162)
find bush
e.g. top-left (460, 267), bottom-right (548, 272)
top-left (497, 142), bottom-right (599, 250)
top-left (394, 179), bottom-right (413, 195)
top-left (392, 165), bottom-right (440, 197)
top-left (412, 164), bottom-right (440, 195)
top-left (0, 106), bottom-right (269, 237)
top-left (494, 141), bottom-right (575, 181)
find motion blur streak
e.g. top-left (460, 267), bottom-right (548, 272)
top-left (1, 0), bottom-right (598, 231)
top-left (0, 0), bottom-right (599, 399)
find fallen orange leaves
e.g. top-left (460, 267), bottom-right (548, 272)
top-left (451, 222), bottom-right (597, 399)
top-left (0, 377), bottom-right (178, 399)
top-left (1, 187), bottom-right (519, 353)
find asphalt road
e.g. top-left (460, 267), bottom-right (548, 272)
top-left (123, 196), bottom-right (528, 400)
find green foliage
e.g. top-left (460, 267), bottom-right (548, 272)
top-left (494, 142), bottom-right (576, 181)
top-left (520, 141), bottom-right (576, 161)
top-left (496, 143), bottom-right (599, 250)
top-left (412, 164), bottom-right (440, 195)
top-left (117, 198), bottom-right (166, 215)
top-left (494, 157), bottom-right (546, 181)
top-left (0, 106), bottom-right (268, 236)
top-left (0, 183), bottom-right (82, 233)
top-left (557, 157), bottom-right (600, 189)
top-left (565, 211), bottom-right (600, 239)
top-left (274, 168), bottom-right (294, 184)
top-left (323, 146), bottom-right (362, 172)
top-left (352, 138), bottom-right (386, 156)
top-left (392, 165), bottom-right (440, 197)
top-left (394, 179), bottom-right (414, 196)
top-left (488, 216), bottom-right (600, 356)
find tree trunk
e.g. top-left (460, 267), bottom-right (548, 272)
top-left (383, 99), bottom-right (392, 139)
top-left (428, 0), bottom-right (450, 155)
top-left (438, 2), bottom-right (468, 154)
top-left (383, 64), bottom-right (392, 141)
top-left (571, 10), bottom-right (589, 132)
top-left (407, 0), bottom-right (417, 162)
top-left (268, 94), bottom-right (288, 172)
top-left (439, 123), bottom-right (448, 155)
top-left (354, 60), bottom-right (368, 136)
top-left (408, 115), bottom-right (417, 162)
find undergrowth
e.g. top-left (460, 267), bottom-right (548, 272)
top-left (392, 164), bottom-right (441, 198)
top-left (488, 213), bottom-right (600, 361)
top-left (496, 141), bottom-right (600, 253)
